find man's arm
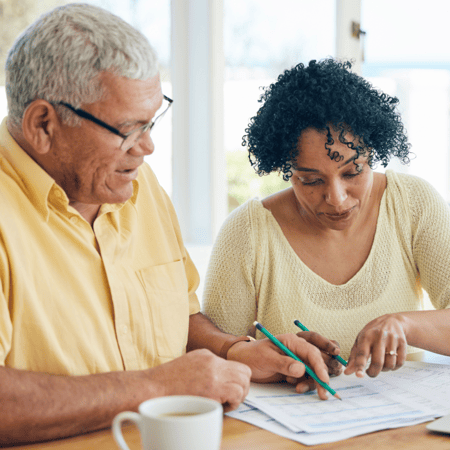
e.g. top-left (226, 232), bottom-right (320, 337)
top-left (0, 350), bottom-right (251, 445)
top-left (0, 365), bottom-right (149, 444)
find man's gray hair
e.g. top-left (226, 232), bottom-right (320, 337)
top-left (5, 3), bottom-right (159, 129)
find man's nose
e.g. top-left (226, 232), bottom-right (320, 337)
top-left (129, 131), bottom-right (155, 156)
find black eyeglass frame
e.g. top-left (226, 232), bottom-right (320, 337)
top-left (57, 95), bottom-right (173, 150)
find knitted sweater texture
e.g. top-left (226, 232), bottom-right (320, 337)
top-left (203, 171), bottom-right (450, 359)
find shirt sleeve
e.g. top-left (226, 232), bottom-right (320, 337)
top-left (184, 249), bottom-right (201, 315)
top-left (202, 201), bottom-right (258, 336)
top-left (0, 239), bottom-right (12, 366)
top-left (407, 175), bottom-right (450, 309)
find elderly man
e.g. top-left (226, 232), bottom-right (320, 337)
top-left (0, 3), bottom-right (334, 445)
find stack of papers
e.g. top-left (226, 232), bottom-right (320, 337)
top-left (226, 361), bottom-right (450, 445)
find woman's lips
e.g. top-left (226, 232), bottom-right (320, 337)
top-left (323, 206), bottom-right (355, 220)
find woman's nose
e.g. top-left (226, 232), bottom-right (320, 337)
top-left (325, 180), bottom-right (347, 206)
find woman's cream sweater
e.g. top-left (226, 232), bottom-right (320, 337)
top-left (203, 171), bottom-right (450, 359)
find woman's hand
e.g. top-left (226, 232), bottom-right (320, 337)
top-left (227, 333), bottom-right (341, 400)
top-left (344, 313), bottom-right (407, 378)
top-left (283, 332), bottom-right (344, 394)
top-left (295, 331), bottom-right (344, 377)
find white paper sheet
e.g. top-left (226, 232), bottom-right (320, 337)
top-left (246, 374), bottom-right (442, 433)
top-left (226, 361), bottom-right (450, 445)
top-left (379, 362), bottom-right (450, 404)
top-left (227, 403), bottom-right (436, 446)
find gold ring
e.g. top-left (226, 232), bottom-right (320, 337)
top-left (386, 350), bottom-right (397, 356)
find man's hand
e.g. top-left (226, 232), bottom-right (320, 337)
top-left (344, 313), bottom-right (407, 378)
top-left (227, 333), bottom-right (333, 400)
top-left (0, 350), bottom-right (250, 445)
top-left (150, 349), bottom-right (251, 412)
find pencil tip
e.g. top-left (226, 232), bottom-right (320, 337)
top-left (334, 393), bottom-right (342, 401)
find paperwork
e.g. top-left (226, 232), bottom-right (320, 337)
top-left (226, 361), bottom-right (450, 445)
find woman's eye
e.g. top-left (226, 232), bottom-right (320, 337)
top-left (344, 172), bottom-right (361, 179)
top-left (301, 178), bottom-right (323, 186)
top-left (298, 169), bottom-right (362, 186)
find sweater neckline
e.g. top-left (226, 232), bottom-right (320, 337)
top-left (253, 172), bottom-right (390, 288)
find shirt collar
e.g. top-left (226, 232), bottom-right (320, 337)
top-left (0, 117), bottom-right (141, 221)
top-left (0, 118), bottom-right (56, 220)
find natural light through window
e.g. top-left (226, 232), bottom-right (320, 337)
top-left (362, 0), bottom-right (450, 202)
top-left (224, 0), bottom-right (336, 212)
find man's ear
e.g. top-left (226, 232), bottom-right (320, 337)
top-left (21, 100), bottom-right (59, 155)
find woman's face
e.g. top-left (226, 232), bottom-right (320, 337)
top-left (290, 127), bottom-right (374, 231)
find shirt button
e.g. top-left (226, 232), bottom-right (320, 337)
top-left (70, 216), bottom-right (79, 224)
top-left (122, 325), bottom-right (128, 334)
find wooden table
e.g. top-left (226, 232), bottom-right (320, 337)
top-left (8, 416), bottom-right (450, 450)
top-left (6, 353), bottom-right (450, 450)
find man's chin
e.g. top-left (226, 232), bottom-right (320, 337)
top-left (101, 178), bottom-right (135, 202)
top-left (104, 189), bottom-right (134, 205)
top-left (71, 188), bottom-right (133, 207)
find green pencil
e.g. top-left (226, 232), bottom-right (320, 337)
top-left (294, 319), bottom-right (348, 367)
top-left (254, 321), bottom-right (342, 400)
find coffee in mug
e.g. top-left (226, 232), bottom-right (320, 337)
top-left (112, 395), bottom-right (223, 450)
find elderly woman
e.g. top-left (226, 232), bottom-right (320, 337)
top-left (203, 58), bottom-right (450, 380)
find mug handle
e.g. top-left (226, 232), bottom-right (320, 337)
top-left (112, 411), bottom-right (142, 450)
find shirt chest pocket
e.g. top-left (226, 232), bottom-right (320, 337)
top-left (137, 261), bottom-right (189, 360)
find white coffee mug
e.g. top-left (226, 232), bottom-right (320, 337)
top-left (112, 395), bottom-right (223, 450)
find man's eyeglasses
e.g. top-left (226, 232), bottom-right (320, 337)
top-left (57, 95), bottom-right (173, 151)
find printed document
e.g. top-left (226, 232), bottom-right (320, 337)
top-left (226, 361), bottom-right (450, 445)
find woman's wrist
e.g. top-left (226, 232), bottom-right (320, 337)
top-left (393, 311), bottom-right (413, 344)
top-left (219, 336), bottom-right (255, 360)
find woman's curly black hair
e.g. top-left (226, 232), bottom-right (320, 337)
top-left (243, 59), bottom-right (412, 180)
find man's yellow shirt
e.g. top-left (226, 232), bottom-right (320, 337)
top-left (0, 118), bottom-right (200, 375)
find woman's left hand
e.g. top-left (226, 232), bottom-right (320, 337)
top-left (294, 331), bottom-right (344, 377)
top-left (283, 331), bottom-right (344, 395)
top-left (344, 313), bottom-right (407, 378)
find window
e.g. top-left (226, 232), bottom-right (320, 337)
top-left (362, 0), bottom-right (450, 202)
top-left (224, 0), bottom-right (336, 212)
